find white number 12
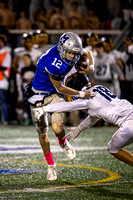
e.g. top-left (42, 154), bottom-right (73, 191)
top-left (52, 58), bottom-right (62, 69)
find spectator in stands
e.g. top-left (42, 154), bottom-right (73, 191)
top-left (29, 0), bottom-right (44, 23)
top-left (89, 41), bottom-right (125, 126)
top-left (21, 54), bottom-right (36, 125)
top-left (33, 30), bottom-right (52, 53)
top-left (63, 0), bottom-right (87, 17)
top-left (13, 33), bottom-right (42, 73)
top-left (67, 1), bottom-right (85, 29)
top-left (29, 0), bottom-right (56, 23)
top-left (16, 11), bottom-right (32, 30)
top-left (51, 17), bottom-right (65, 29)
top-left (49, 4), bottom-right (69, 29)
top-left (0, 1), bottom-right (15, 29)
top-left (32, 7), bottom-right (49, 30)
top-left (69, 16), bottom-right (82, 29)
top-left (84, 33), bottom-right (99, 50)
top-left (121, 2), bottom-right (133, 26)
top-left (9, 0), bottom-right (30, 21)
top-left (75, 0), bottom-right (88, 17)
top-left (101, 36), bottom-right (125, 97)
top-left (0, 32), bottom-right (11, 54)
top-left (119, 36), bottom-right (133, 104)
top-left (12, 33), bottom-right (42, 119)
top-left (84, 33), bottom-right (99, 58)
top-left (21, 54), bottom-right (36, 90)
top-left (111, 11), bottom-right (123, 30)
top-left (90, 42), bottom-right (124, 93)
top-left (85, 10), bottom-right (100, 29)
top-left (0, 25), bottom-right (12, 51)
top-left (101, 36), bottom-right (113, 54)
top-left (0, 35), bottom-right (11, 125)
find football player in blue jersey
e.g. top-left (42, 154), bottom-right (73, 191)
top-left (24, 32), bottom-right (95, 181)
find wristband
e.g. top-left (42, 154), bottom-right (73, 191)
top-left (79, 91), bottom-right (85, 98)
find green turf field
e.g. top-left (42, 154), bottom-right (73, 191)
top-left (0, 125), bottom-right (133, 200)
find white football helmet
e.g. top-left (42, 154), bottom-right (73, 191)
top-left (58, 32), bottom-right (83, 65)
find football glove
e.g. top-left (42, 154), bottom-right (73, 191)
top-left (66, 126), bottom-right (81, 142)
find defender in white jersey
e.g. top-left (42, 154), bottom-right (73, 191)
top-left (34, 85), bottom-right (133, 166)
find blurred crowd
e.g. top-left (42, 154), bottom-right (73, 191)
top-left (0, 0), bottom-right (133, 126)
top-left (0, 0), bottom-right (133, 30)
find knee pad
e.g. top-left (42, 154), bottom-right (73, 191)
top-left (108, 141), bottom-right (120, 154)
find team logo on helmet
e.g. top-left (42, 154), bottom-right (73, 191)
top-left (59, 34), bottom-right (70, 45)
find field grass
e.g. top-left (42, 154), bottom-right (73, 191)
top-left (0, 125), bottom-right (133, 200)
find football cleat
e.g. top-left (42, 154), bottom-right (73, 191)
top-left (47, 164), bottom-right (57, 181)
top-left (61, 140), bottom-right (76, 160)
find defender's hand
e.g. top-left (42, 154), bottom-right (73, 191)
top-left (33, 107), bottom-right (44, 120)
top-left (66, 127), bottom-right (81, 142)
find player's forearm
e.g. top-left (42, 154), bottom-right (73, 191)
top-left (79, 116), bottom-right (99, 131)
top-left (66, 115), bottom-right (99, 142)
top-left (57, 84), bottom-right (88, 98)
top-left (50, 77), bottom-right (85, 97)
top-left (57, 84), bottom-right (80, 96)
top-left (86, 50), bottom-right (94, 66)
top-left (43, 99), bottom-right (89, 113)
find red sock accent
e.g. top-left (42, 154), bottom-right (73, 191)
top-left (58, 136), bottom-right (66, 145)
top-left (44, 152), bottom-right (55, 165)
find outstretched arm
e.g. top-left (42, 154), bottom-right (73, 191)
top-left (45, 99), bottom-right (89, 113)
top-left (33, 99), bottom-right (90, 120)
top-left (66, 115), bottom-right (99, 142)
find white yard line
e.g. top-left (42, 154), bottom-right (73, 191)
top-left (0, 144), bottom-right (107, 154)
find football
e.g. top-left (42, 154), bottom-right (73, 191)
top-left (75, 54), bottom-right (88, 71)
